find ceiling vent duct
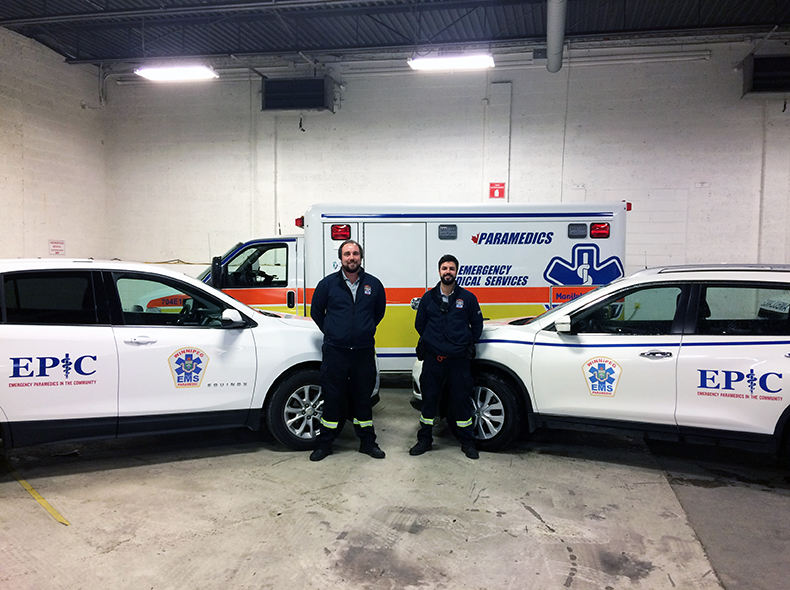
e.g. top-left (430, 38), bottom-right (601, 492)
top-left (546, 0), bottom-right (567, 73)
top-left (743, 55), bottom-right (790, 95)
top-left (262, 77), bottom-right (334, 112)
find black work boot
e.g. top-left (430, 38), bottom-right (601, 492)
top-left (409, 440), bottom-right (432, 456)
top-left (409, 423), bottom-right (433, 456)
top-left (354, 422), bottom-right (384, 458)
top-left (461, 443), bottom-right (479, 459)
top-left (359, 442), bottom-right (386, 459)
top-left (310, 426), bottom-right (336, 461)
top-left (458, 425), bottom-right (478, 459)
top-left (309, 444), bottom-right (333, 461)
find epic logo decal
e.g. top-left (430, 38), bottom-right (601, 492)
top-left (9, 354), bottom-right (97, 379)
top-left (583, 357), bottom-right (622, 397)
top-left (545, 244), bottom-right (624, 287)
top-left (697, 369), bottom-right (783, 400)
top-left (169, 348), bottom-right (208, 388)
top-left (471, 232), bottom-right (553, 246)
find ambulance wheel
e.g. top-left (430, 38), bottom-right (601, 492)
top-left (266, 370), bottom-right (344, 451)
top-left (450, 372), bottom-right (522, 452)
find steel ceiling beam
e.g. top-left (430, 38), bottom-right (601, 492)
top-left (0, 0), bottom-right (545, 27)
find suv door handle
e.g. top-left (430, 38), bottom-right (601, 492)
top-left (125, 336), bottom-right (157, 345)
top-left (640, 350), bottom-right (672, 359)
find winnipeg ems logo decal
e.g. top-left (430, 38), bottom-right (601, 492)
top-left (583, 357), bottom-right (621, 397)
top-left (169, 348), bottom-right (209, 388)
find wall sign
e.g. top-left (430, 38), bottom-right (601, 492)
top-left (489, 182), bottom-right (505, 199)
top-left (49, 240), bottom-right (65, 256)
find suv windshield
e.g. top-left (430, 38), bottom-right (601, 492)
top-left (509, 285), bottom-right (606, 326)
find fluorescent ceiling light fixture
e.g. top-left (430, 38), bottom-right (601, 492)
top-left (134, 65), bottom-right (219, 82)
top-left (407, 54), bottom-right (495, 71)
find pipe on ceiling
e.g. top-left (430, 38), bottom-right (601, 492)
top-left (546, 0), bottom-right (567, 73)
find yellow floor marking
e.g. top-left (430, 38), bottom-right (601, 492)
top-left (0, 457), bottom-right (70, 526)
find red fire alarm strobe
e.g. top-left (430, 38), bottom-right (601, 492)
top-left (489, 182), bottom-right (505, 199)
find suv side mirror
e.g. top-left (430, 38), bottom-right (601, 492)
top-left (211, 256), bottom-right (226, 289)
top-left (221, 308), bottom-right (247, 329)
top-left (554, 315), bottom-right (572, 334)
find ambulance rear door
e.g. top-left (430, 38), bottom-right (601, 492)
top-left (361, 221), bottom-right (428, 372)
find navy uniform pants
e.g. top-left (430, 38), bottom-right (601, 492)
top-left (317, 344), bottom-right (377, 448)
top-left (417, 353), bottom-right (475, 446)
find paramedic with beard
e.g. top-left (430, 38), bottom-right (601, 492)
top-left (411, 254), bottom-right (484, 459)
top-left (309, 239), bottom-right (387, 461)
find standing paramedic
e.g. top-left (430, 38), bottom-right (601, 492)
top-left (309, 239), bottom-right (387, 462)
top-left (411, 254), bottom-right (484, 459)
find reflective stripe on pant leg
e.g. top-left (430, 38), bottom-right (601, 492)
top-left (349, 348), bottom-right (377, 444)
top-left (318, 345), bottom-right (349, 444)
top-left (417, 421), bottom-right (433, 445)
top-left (320, 417), bottom-right (340, 430)
top-left (348, 348), bottom-right (376, 425)
top-left (417, 355), bottom-right (446, 444)
top-left (419, 355), bottom-right (445, 423)
top-left (353, 419), bottom-right (376, 444)
top-left (448, 356), bottom-right (475, 444)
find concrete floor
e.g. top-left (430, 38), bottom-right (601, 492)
top-left (1, 386), bottom-right (789, 590)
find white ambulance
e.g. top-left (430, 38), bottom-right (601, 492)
top-left (201, 202), bottom-right (629, 373)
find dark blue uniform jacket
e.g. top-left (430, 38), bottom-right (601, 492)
top-left (311, 268), bottom-right (386, 349)
top-left (415, 283), bottom-right (483, 358)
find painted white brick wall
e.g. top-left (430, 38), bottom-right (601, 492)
top-left (4, 26), bottom-right (790, 278)
top-left (105, 80), bottom-right (257, 267)
top-left (0, 28), bottom-right (107, 259)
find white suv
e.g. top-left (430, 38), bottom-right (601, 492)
top-left (0, 259), bottom-right (346, 452)
top-left (414, 265), bottom-right (790, 455)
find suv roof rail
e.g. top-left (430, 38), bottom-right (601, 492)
top-left (631, 264), bottom-right (790, 275)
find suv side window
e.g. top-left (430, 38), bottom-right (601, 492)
top-left (113, 273), bottom-right (229, 327)
top-left (571, 285), bottom-right (683, 335)
top-left (225, 244), bottom-right (288, 288)
top-left (2, 271), bottom-right (101, 325)
top-left (698, 284), bottom-right (790, 335)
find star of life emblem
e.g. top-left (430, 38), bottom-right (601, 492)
top-left (583, 356), bottom-right (621, 397)
top-left (169, 348), bottom-right (209, 388)
top-left (544, 243), bottom-right (624, 287)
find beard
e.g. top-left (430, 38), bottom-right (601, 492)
top-left (441, 273), bottom-right (456, 286)
top-left (342, 260), bottom-right (360, 274)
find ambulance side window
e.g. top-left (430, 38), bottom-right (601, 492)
top-left (697, 285), bottom-right (790, 336)
top-left (225, 244), bottom-right (288, 288)
top-left (571, 286), bottom-right (683, 335)
top-left (2, 271), bottom-right (102, 325)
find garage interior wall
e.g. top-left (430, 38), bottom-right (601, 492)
top-left (2, 26), bottom-right (789, 275)
top-left (0, 28), bottom-right (108, 260)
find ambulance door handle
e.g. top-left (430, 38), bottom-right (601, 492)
top-left (125, 336), bottom-right (157, 346)
top-left (640, 350), bottom-right (672, 359)
top-left (287, 290), bottom-right (296, 309)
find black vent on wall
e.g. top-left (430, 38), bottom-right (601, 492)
top-left (262, 78), bottom-right (333, 111)
top-left (743, 55), bottom-right (790, 94)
